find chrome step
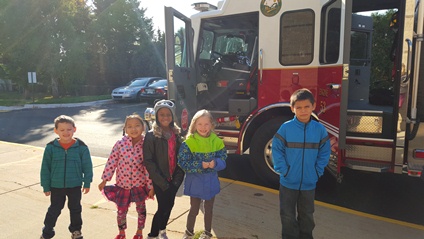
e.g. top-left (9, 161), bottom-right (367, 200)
top-left (345, 159), bottom-right (391, 172)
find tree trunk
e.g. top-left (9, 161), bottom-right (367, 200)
top-left (51, 75), bottom-right (59, 98)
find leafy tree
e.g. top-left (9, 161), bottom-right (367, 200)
top-left (0, 0), bottom-right (92, 97)
top-left (370, 10), bottom-right (396, 89)
top-left (89, 0), bottom-right (158, 88)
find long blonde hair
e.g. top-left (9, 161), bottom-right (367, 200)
top-left (186, 109), bottom-right (215, 138)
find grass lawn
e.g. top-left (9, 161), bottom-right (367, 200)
top-left (0, 91), bottom-right (110, 106)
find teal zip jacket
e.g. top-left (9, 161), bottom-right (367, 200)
top-left (272, 117), bottom-right (330, 190)
top-left (40, 138), bottom-right (93, 192)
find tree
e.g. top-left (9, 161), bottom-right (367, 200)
top-left (89, 0), bottom-right (158, 87)
top-left (0, 0), bottom-right (92, 97)
top-left (370, 10), bottom-right (396, 89)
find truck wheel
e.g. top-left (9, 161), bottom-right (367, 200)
top-left (250, 117), bottom-right (288, 186)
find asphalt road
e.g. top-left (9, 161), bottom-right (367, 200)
top-left (1, 101), bottom-right (424, 226)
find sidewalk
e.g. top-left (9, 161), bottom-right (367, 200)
top-left (1, 141), bottom-right (424, 239)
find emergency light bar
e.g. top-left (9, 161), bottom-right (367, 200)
top-left (192, 2), bottom-right (217, 12)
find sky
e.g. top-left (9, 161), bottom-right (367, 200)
top-left (141, 0), bottom-right (219, 31)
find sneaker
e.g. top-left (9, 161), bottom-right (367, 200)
top-left (71, 230), bottom-right (83, 239)
top-left (158, 229), bottom-right (168, 239)
top-left (199, 231), bottom-right (212, 239)
top-left (182, 230), bottom-right (194, 239)
top-left (114, 234), bottom-right (126, 239)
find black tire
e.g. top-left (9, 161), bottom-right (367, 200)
top-left (250, 117), bottom-right (289, 186)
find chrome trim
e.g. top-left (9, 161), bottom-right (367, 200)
top-left (259, 48), bottom-right (263, 84)
top-left (221, 67), bottom-right (250, 74)
top-left (210, 110), bottom-right (230, 114)
top-left (216, 129), bottom-right (240, 134)
top-left (346, 136), bottom-right (393, 143)
top-left (347, 110), bottom-right (384, 114)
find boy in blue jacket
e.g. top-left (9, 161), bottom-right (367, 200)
top-left (272, 89), bottom-right (330, 239)
top-left (40, 115), bottom-right (93, 239)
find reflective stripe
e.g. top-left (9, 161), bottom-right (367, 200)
top-left (274, 133), bottom-right (329, 149)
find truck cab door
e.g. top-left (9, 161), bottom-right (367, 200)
top-left (164, 7), bottom-right (196, 133)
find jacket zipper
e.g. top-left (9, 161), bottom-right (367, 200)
top-left (64, 150), bottom-right (67, 188)
top-left (299, 124), bottom-right (306, 190)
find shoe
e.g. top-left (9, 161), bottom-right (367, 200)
top-left (146, 236), bottom-right (158, 239)
top-left (199, 231), bottom-right (212, 239)
top-left (158, 229), bottom-right (168, 239)
top-left (182, 230), bottom-right (194, 239)
top-left (114, 234), bottom-right (126, 239)
top-left (71, 230), bottom-right (83, 239)
top-left (132, 235), bottom-right (143, 239)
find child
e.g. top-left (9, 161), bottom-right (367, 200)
top-left (271, 88), bottom-right (330, 239)
top-left (98, 113), bottom-right (154, 239)
top-left (143, 100), bottom-right (185, 239)
top-left (178, 109), bottom-right (227, 239)
top-left (40, 115), bottom-right (93, 239)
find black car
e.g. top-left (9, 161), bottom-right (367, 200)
top-left (139, 79), bottom-right (168, 105)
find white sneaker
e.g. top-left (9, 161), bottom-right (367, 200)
top-left (182, 230), bottom-right (194, 239)
top-left (199, 231), bottom-right (212, 239)
top-left (159, 229), bottom-right (168, 239)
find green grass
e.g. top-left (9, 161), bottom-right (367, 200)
top-left (0, 91), bottom-right (110, 106)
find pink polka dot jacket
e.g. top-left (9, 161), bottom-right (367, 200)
top-left (101, 135), bottom-right (152, 190)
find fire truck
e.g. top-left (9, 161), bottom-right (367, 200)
top-left (146, 0), bottom-right (424, 184)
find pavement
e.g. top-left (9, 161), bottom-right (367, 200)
top-left (1, 101), bottom-right (424, 238)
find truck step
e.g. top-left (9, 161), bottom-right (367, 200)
top-left (345, 159), bottom-right (391, 172)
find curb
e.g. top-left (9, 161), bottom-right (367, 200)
top-left (0, 99), bottom-right (113, 112)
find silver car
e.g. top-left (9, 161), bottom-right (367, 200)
top-left (111, 77), bottom-right (163, 101)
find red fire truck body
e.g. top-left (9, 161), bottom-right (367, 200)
top-left (146, 0), bottom-right (424, 184)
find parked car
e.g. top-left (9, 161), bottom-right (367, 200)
top-left (139, 79), bottom-right (168, 105)
top-left (111, 77), bottom-right (163, 101)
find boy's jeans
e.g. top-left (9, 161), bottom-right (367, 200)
top-left (279, 185), bottom-right (315, 239)
top-left (42, 187), bottom-right (82, 238)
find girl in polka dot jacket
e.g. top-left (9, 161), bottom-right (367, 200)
top-left (99, 113), bottom-right (154, 239)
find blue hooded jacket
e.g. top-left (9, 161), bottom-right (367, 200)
top-left (178, 132), bottom-right (227, 200)
top-left (272, 117), bottom-right (330, 190)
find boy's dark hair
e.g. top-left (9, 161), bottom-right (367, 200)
top-left (290, 88), bottom-right (315, 106)
top-left (54, 115), bottom-right (75, 129)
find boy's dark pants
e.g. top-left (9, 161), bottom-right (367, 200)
top-left (279, 185), bottom-right (315, 239)
top-left (42, 187), bottom-right (82, 238)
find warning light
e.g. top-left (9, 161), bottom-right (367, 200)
top-left (413, 149), bottom-right (424, 159)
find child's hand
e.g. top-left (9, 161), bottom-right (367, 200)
top-left (98, 180), bottom-right (107, 191)
top-left (202, 161), bottom-right (210, 169)
top-left (44, 191), bottom-right (51, 196)
top-left (148, 188), bottom-right (155, 199)
top-left (202, 160), bottom-right (215, 169)
top-left (82, 187), bottom-right (90, 194)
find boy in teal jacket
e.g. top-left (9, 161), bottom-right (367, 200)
top-left (40, 115), bottom-right (93, 239)
top-left (272, 89), bottom-right (330, 239)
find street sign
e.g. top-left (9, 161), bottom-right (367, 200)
top-left (27, 72), bottom-right (37, 84)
